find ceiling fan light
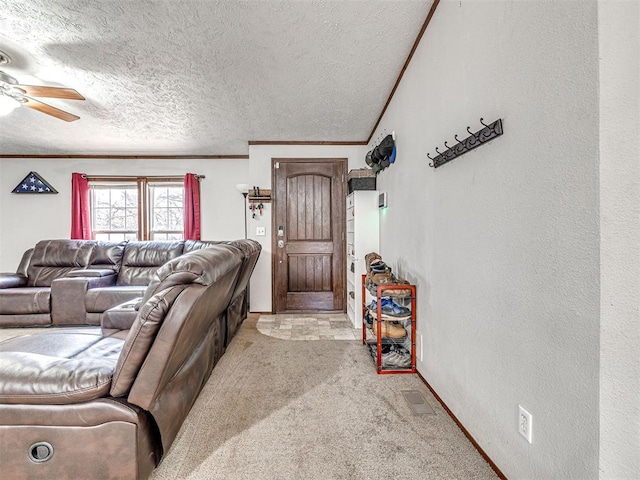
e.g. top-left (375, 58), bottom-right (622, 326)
top-left (0, 95), bottom-right (20, 116)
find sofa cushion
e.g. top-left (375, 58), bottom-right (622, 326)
top-left (0, 314), bottom-right (50, 327)
top-left (101, 299), bottom-right (141, 330)
top-left (85, 286), bottom-right (147, 313)
top-left (0, 329), bottom-right (124, 404)
top-left (0, 273), bottom-right (27, 289)
top-left (16, 248), bottom-right (33, 278)
top-left (224, 239), bottom-right (262, 299)
top-left (27, 240), bottom-right (94, 287)
top-left (0, 288), bottom-right (50, 314)
top-left (183, 240), bottom-right (221, 252)
top-left (87, 241), bottom-right (126, 271)
top-left (138, 246), bottom-right (236, 306)
top-left (117, 241), bottom-right (184, 286)
top-left (110, 286), bottom-right (186, 397)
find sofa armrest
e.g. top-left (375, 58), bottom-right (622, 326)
top-left (101, 299), bottom-right (141, 330)
top-left (0, 273), bottom-right (27, 289)
top-left (51, 276), bottom-right (117, 325)
top-left (66, 269), bottom-right (117, 278)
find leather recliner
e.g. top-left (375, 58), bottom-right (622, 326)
top-left (0, 245), bottom-right (244, 479)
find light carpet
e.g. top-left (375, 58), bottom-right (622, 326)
top-left (0, 317), bottom-right (498, 479)
top-left (151, 314), bottom-right (498, 479)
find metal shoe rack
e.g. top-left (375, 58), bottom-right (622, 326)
top-left (361, 274), bottom-right (416, 374)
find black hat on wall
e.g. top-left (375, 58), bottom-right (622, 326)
top-left (364, 132), bottom-right (396, 174)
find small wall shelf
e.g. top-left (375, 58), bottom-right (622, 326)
top-left (248, 188), bottom-right (271, 203)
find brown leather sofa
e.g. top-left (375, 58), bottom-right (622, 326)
top-left (0, 239), bottom-right (261, 342)
top-left (0, 245), bottom-right (247, 479)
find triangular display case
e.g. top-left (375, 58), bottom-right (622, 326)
top-left (12, 171), bottom-right (58, 194)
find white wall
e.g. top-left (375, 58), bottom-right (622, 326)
top-left (598, 1), bottom-right (640, 478)
top-left (371, 1), bottom-right (600, 478)
top-left (0, 157), bottom-right (249, 270)
top-left (247, 144), bottom-right (367, 312)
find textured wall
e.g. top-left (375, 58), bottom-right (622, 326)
top-left (0, 158), bottom-right (249, 270)
top-left (598, 1), bottom-right (640, 478)
top-left (372, 1), bottom-right (600, 478)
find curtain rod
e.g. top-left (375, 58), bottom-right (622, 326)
top-left (81, 174), bottom-right (205, 180)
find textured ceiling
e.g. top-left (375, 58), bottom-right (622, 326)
top-left (0, 1), bottom-right (433, 155)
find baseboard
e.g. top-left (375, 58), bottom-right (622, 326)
top-left (416, 370), bottom-right (508, 480)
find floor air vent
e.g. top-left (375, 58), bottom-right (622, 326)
top-left (402, 390), bottom-right (435, 415)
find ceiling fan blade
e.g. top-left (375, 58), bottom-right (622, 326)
top-left (14, 84), bottom-right (85, 100)
top-left (22, 96), bottom-right (80, 122)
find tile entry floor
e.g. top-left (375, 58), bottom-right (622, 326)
top-left (256, 313), bottom-right (361, 341)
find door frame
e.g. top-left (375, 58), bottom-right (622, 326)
top-left (270, 157), bottom-right (348, 313)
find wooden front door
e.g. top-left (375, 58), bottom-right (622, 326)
top-left (273, 158), bottom-right (346, 312)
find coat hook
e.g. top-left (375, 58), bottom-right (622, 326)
top-left (444, 141), bottom-right (450, 149)
top-left (435, 147), bottom-right (442, 155)
top-left (427, 153), bottom-right (435, 167)
top-left (455, 134), bottom-right (464, 145)
top-left (466, 126), bottom-right (473, 135)
top-left (480, 118), bottom-right (489, 127)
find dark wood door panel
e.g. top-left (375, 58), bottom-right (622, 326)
top-left (286, 292), bottom-right (334, 311)
top-left (288, 254), bottom-right (332, 292)
top-left (285, 242), bottom-right (333, 254)
top-left (287, 175), bottom-right (332, 241)
top-left (273, 158), bottom-right (346, 313)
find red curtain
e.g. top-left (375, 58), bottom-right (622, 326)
top-left (184, 173), bottom-right (201, 240)
top-left (71, 173), bottom-right (91, 239)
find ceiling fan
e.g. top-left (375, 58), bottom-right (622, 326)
top-left (0, 69), bottom-right (85, 122)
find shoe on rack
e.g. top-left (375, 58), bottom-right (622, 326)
top-left (381, 345), bottom-right (411, 368)
top-left (369, 344), bottom-right (412, 369)
top-left (370, 320), bottom-right (406, 338)
top-left (368, 298), bottom-right (411, 320)
top-left (365, 252), bottom-right (382, 272)
top-left (369, 259), bottom-right (389, 274)
top-left (370, 272), bottom-right (412, 297)
top-left (364, 311), bottom-right (374, 329)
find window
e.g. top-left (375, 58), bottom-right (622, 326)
top-left (89, 177), bottom-right (184, 241)
top-left (148, 182), bottom-right (184, 240)
top-left (91, 183), bottom-right (139, 241)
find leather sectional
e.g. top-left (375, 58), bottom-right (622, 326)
top-left (0, 239), bottom-right (260, 342)
top-left (0, 242), bottom-right (261, 479)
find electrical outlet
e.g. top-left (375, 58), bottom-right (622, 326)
top-left (256, 227), bottom-right (266, 236)
top-left (519, 405), bottom-right (533, 443)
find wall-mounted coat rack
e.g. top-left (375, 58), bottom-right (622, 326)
top-left (427, 118), bottom-right (503, 169)
top-left (247, 186), bottom-right (271, 219)
top-left (247, 186), bottom-right (271, 203)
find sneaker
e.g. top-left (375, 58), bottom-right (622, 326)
top-left (381, 345), bottom-right (411, 368)
top-left (369, 259), bottom-right (389, 274)
top-left (365, 252), bottom-right (382, 272)
top-left (364, 311), bottom-right (374, 329)
top-left (371, 272), bottom-right (412, 297)
top-left (368, 298), bottom-right (411, 320)
top-left (370, 320), bottom-right (406, 338)
top-left (369, 344), bottom-right (412, 369)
